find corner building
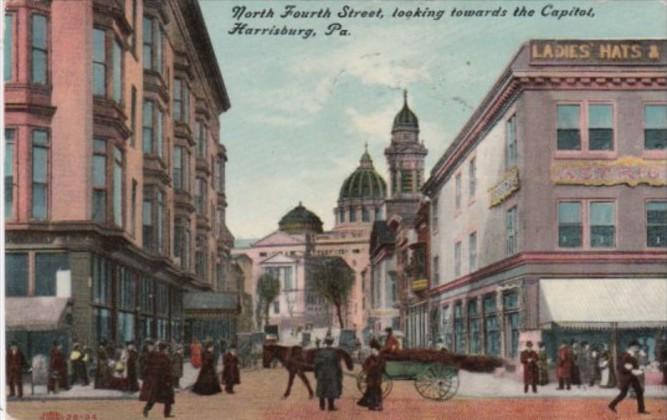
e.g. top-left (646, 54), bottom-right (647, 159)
top-left (4, 0), bottom-right (235, 358)
top-left (422, 39), bottom-right (667, 364)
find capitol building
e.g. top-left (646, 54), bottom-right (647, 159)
top-left (234, 92), bottom-right (427, 342)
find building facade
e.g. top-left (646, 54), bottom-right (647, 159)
top-left (4, 0), bottom-right (236, 358)
top-left (420, 39), bottom-right (667, 363)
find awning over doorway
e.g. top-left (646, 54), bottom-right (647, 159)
top-left (184, 292), bottom-right (239, 318)
top-left (539, 278), bottom-right (667, 329)
top-left (5, 297), bottom-right (70, 331)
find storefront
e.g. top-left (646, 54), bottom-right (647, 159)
top-left (184, 292), bottom-right (240, 346)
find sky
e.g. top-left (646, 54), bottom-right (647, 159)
top-left (199, 0), bottom-right (667, 240)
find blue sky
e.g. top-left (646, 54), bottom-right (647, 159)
top-left (199, 0), bottom-right (667, 239)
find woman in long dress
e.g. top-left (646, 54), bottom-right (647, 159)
top-left (598, 349), bottom-right (615, 388)
top-left (192, 342), bottom-right (222, 395)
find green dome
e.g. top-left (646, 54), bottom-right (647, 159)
top-left (392, 90), bottom-right (419, 132)
top-left (278, 202), bottom-right (323, 234)
top-left (339, 149), bottom-right (387, 201)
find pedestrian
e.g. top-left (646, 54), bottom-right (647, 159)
top-left (192, 341), bottom-right (222, 395)
top-left (631, 345), bottom-right (650, 398)
top-left (126, 341), bottom-right (140, 393)
top-left (140, 341), bottom-right (175, 418)
top-left (570, 340), bottom-right (582, 387)
top-left (537, 342), bottom-right (549, 386)
top-left (357, 339), bottom-right (385, 411)
top-left (95, 339), bottom-right (111, 389)
top-left (382, 327), bottom-right (400, 354)
top-left (222, 346), bottom-right (240, 394)
top-left (556, 341), bottom-right (572, 390)
top-left (171, 344), bottom-right (184, 390)
top-left (314, 335), bottom-right (343, 411)
top-left (315, 337), bottom-right (321, 349)
top-left (83, 346), bottom-right (94, 382)
top-left (70, 342), bottom-right (89, 386)
top-left (48, 341), bottom-right (69, 393)
top-left (598, 347), bottom-right (615, 388)
top-left (7, 341), bottom-right (27, 398)
top-left (579, 341), bottom-right (596, 389)
top-left (190, 338), bottom-right (202, 369)
top-left (520, 340), bottom-right (538, 393)
top-left (608, 340), bottom-right (649, 415)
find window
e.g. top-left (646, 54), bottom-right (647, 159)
top-left (173, 78), bottom-right (190, 123)
top-left (362, 207), bottom-right (370, 222)
top-left (92, 28), bottom-right (106, 95)
top-left (143, 16), bottom-right (162, 72)
top-left (588, 104), bottom-right (613, 150)
top-left (468, 301), bottom-right (481, 354)
top-left (31, 14), bottom-right (48, 84)
top-left (92, 255), bottom-right (112, 306)
top-left (375, 207), bottom-right (382, 221)
top-left (5, 129), bottom-right (15, 219)
top-left (173, 146), bottom-right (185, 190)
top-left (391, 170), bottom-right (397, 196)
top-left (468, 158), bottom-right (476, 198)
top-left (174, 220), bottom-right (191, 270)
top-left (195, 235), bottom-right (207, 279)
top-left (92, 139), bottom-right (107, 223)
top-left (506, 206), bottom-right (518, 255)
top-left (400, 170), bottom-right (413, 193)
top-left (503, 291), bottom-right (520, 358)
top-left (196, 121), bottom-right (207, 158)
top-left (113, 147), bottom-right (123, 226)
top-left (131, 180), bottom-right (137, 234)
top-left (558, 202), bottom-right (582, 247)
top-left (647, 201), bottom-right (667, 247)
top-left (590, 202), bottom-right (615, 247)
top-left (432, 255), bottom-right (439, 284)
top-left (338, 207), bottom-right (345, 224)
top-left (557, 104), bottom-right (581, 150)
top-left (216, 158), bottom-right (225, 193)
top-left (5, 14), bottom-right (13, 81)
top-left (455, 173), bottom-right (462, 210)
top-left (454, 302), bottom-right (465, 353)
top-left (454, 241), bottom-right (461, 277)
top-left (35, 253), bottom-right (69, 296)
top-left (142, 100), bottom-right (154, 153)
top-left (506, 115), bottom-right (517, 168)
top-left (469, 232), bottom-right (477, 271)
top-left (349, 207), bottom-right (356, 223)
top-left (156, 191), bottom-right (165, 253)
top-left (195, 177), bottom-right (207, 215)
top-left (273, 299), bottom-right (280, 314)
top-left (644, 105), bottom-right (667, 150)
top-left (32, 130), bottom-right (49, 220)
top-left (130, 0), bottom-right (138, 52)
top-left (143, 199), bottom-right (153, 249)
top-left (483, 295), bottom-right (500, 356)
top-left (5, 253), bottom-right (28, 297)
top-left (431, 196), bottom-right (438, 230)
top-left (112, 39), bottom-right (123, 102)
top-left (130, 86), bottom-right (137, 146)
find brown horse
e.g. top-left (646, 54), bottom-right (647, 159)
top-left (263, 344), bottom-right (354, 399)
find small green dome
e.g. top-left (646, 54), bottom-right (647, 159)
top-left (392, 90), bottom-right (419, 132)
top-left (278, 202), bottom-right (323, 234)
top-left (339, 148), bottom-right (387, 201)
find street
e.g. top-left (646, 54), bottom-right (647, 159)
top-left (6, 367), bottom-right (667, 420)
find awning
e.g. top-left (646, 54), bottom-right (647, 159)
top-left (184, 292), bottom-right (239, 317)
top-left (5, 297), bottom-right (70, 331)
top-left (539, 278), bottom-right (667, 329)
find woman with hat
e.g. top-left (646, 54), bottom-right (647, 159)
top-left (357, 339), bottom-right (385, 411)
top-left (222, 346), bottom-right (240, 394)
top-left (192, 341), bottom-right (222, 395)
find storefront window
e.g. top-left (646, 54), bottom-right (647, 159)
top-left (468, 300), bottom-right (480, 354)
top-left (454, 302), bottom-right (465, 353)
top-left (35, 253), bottom-right (69, 296)
top-left (5, 253), bottom-right (28, 296)
top-left (483, 295), bottom-right (500, 356)
top-left (95, 307), bottom-right (112, 344)
top-left (557, 104), bottom-right (581, 150)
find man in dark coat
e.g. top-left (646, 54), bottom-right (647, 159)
top-left (192, 341), bottom-right (222, 395)
top-left (357, 339), bottom-right (385, 411)
top-left (557, 342), bottom-right (572, 390)
top-left (7, 341), bottom-right (27, 398)
top-left (520, 340), bottom-right (538, 393)
top-left (126, 341), bottom-right (140, 393)
top-left (140, 341), bottom-right (175, 418)
top-left (95, 340), bottom-right (110, 389)
top-left (222, 347), bottom-right (240, 394)
top-left (171, 344), bottom-right (184, 390)
top-left (48, 341), bottom-right (69, 393)
top-left (609, 340), bottom-right (649, 415)
top-left (314, 336), bottom-right (343, 411)
top-left (69, 342), bottom-right (89, 386)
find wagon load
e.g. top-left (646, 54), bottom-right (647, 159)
top-left (382, 349), bottom-right (503, 373)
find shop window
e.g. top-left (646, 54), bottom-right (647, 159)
top-left (590, 202), bottom-right (615, 247)
top-left (35, 253), bottom-right (69, 296)
top-left (5, 253), bottom-right (28, 297)
top-left (95, 307), bottom-right (112, 344)
top-left (454, 302), bottom-right (465, 353)
top-left (468, 300), bottom-right (480, 354)
top-left (647, 201), bottom-right (667, 247)
top-left (483, 295), bottom-right (500, 357)
top-left (31, 14), bottom-right (48, 84)
top-left (557, 104), bottom-right (581, 150)
top-left (32, 130), bottom-right (49, 220)
top-left (558, 202), bottom-right (582, 247)
top-left (506, 114), bottom-right (517, 168)
top-left (5, 129), bottom-right (15, 219)
top-left (588, 104), bottom-right (613, 150)
top-left (644, 105), bottom-right (667, 150)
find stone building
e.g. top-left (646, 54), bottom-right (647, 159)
top-left (4, 0), bottom-right (236, 358)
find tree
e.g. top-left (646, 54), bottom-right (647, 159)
top-left (311, 257), bottom-right (354, 329)
top-left (256, 273), bottom-right (280, 327)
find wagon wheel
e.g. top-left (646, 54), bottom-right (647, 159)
top-left (414, 365), bottom-right (459, 401)
top-left (356, 371), bottom-right (393, 398)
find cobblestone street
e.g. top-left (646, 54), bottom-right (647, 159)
top-left (7, 368), bottom-right (667, 420)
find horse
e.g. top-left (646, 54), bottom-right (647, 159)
top-left (262, 344), bottom-right (354, 399)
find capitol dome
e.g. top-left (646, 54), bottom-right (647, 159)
top-left (278, 202), bottom-right (323, 234)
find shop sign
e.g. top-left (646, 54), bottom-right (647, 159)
top-left (551, 156), bottom-right (667, 187)
top-left (530, 40), bottom-right (666, 65)
top-left (489, 167), bottom-right (520, 208)
top-left (411, 279), bottom-right (429, 292)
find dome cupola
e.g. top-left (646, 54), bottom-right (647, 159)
top-left (278, 202), bottom-right (323, 234)
top-left (338, 145), bottom-right (387, 201)
top-left (392, 90), bottom-right (419, 133)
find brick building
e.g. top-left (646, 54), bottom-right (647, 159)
top-left (4, 0), bottom-right (235, 358)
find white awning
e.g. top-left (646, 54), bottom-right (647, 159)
top-left (539, 278), bottom-right (667, 328)
top-left (5, 297), bottom-right (70, 331)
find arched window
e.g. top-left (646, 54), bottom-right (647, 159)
top-left (349, 207), bottom-right (356, 223)
top-left (338, 207), bottom-right (345, 224)
top-left (362, 207), bottom-right (370, 222)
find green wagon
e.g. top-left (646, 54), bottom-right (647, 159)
top-left (356, 359), bottom-right (459, 401)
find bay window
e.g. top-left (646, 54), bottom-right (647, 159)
top-left (92, 140), bottom-right (123, 226)
top-left (92, 28), bottom-right (123, 102)
top-left (143, 190), bottom-right (165, 254)
top-left (173, 78), bottom-right (190, 123)
top-left (174, 220), bottom-right (191, 270)
top-left (143, 100), bottom-right (163, 157)
top-left (196, 121), bottom-right (207, 158)
top-left (32, 130), bottom-right (49, 220)
top-left (92, 28), bottom-right (106, 96)
top-left (31, 14), bottom-right (48, 84)
top-left (195, 177), bottom-right (207, 215)
top-left (5, 14), bottom-right (13, 81)
top-left (173, 146), bottom-right (189, 191)
top-left (143, 16), bottom-right (162, 73)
